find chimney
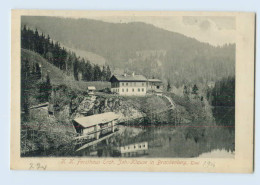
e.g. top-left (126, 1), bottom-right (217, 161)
top-left (132, 72), bottom-right (135, 77)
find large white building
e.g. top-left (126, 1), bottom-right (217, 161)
top-left (109, 73), bottom-right (147, 96)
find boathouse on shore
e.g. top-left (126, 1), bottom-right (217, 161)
top-left (73, 112), bottom-right (120, 140)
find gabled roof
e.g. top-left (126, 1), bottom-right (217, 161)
top-left (73, 112), bottom-right (119, 128)
top-left (110, 74), bottom-right (147, 82)
top-left (148, 79), bottom-right (162, 83)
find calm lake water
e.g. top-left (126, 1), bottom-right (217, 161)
top-left (81, 123), bottom-right (234, 158)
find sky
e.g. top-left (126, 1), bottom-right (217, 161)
top-left (89, 16), bottom-right (236, 46)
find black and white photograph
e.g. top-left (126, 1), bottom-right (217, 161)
top-left (19, 14), bottom-right (237, 159)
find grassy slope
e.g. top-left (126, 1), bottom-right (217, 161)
top-left (21, 49), bottom-right (110, 91)
top-left (63, 45), bottom-right (106, 66)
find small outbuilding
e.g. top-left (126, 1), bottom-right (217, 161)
top-left (154, 89), bottom-right (163, 96)
top-left (73, 112), bottom-right (120, 140)
top-left (87, 86), bottom-right (96, 95)
top-left (147, 79), bottom-right (163, 90)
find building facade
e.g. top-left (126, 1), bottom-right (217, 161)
top-left (73, 112), bottom-right (119, 140)
top-left (147, 79), bottom-right (163, 90)
top-left (109, 74), bottom-right (147, 96)
top-left (87, 86), bottom-right (96, 95)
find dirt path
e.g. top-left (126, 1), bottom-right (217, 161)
top-left (158, 94), bottom-right (175, 109)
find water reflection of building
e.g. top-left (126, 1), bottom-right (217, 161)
top-left (120, 142), bottom-right (148, 157)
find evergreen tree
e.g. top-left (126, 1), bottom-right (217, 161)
top-left (183, 85), bottom-right (190, 96)
top-left (192, 84), bottom-right (199, 95)
top-left (21, 25), bottom-right (27, 49)
top-left (65, 52), bottom-right (73, 76)
top-left (106, 65), bottom-right (111, 81)
top-left (35, 63), bottom-right (41, 80)
top-left (45, 52), bottom-right (53, 63)
top-left (21, 59), bottom-right (30, 116)
top-left (167, 80), bottom-right (171, 92)
top-left (60, 48), bottom-right (67, 70)
top-left (34, 29), bottom-right (40, 53)
top-left (38, 33), bottom-right (45, 55)
top-left (73, 58), bottom-right (79, 81)
top-left (101, 65), bottom-right (106, 81)
top-left (85, 60), bottom-right (93, 81)
top-left (93, 65), bottom-right (102, 81)
top-left (46, 73), bottom-right (51, 85)
top-left (37, 73), bottom-right (52, 103)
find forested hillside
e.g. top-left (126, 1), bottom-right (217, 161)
top-left (21, 49), bottom-right (110, 113)
top-left (21, 16), bottom-right (235, 86)
top-left (207, 76), bottom-right (235, 128)
top-left (21, 26), bottom-right (111, 82)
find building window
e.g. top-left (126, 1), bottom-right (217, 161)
top-left (139, 145), bottom-right (141, 148)
top-left (132, 88), bottom-right (134, 92)
top-left (142, 88), bottom-right (144, 92)
top-left (142, 82), bottom-right (144, 86)
top-left (126, 83), bottom-right (128, 86)
top-left (122, 88), bottom-right (124, 92)
top-left (126, 88), bottom-right (128, 92)
top-left (138, 88), bottom-right (140, 92)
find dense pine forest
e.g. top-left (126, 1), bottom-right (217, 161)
top-left (207, 76), bottom-right (235, 128)
top-left (21, 25), bottom-right (111, 82)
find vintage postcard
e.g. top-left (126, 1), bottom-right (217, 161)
top-left (11, 10), bottom-right (255, 173)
